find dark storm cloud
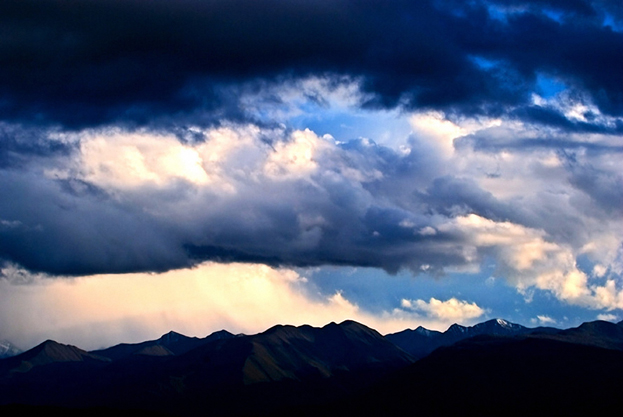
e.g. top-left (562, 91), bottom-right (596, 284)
top-left (0, 0), bottom-right (621, 129)
top-left (0, 124), bottom-right (74, 168)
top-left (0, 123), bottom-right (473, 276)
top-left (455, 127), bottom-right (623, 153)
top-left (446, 2), bottom-right (623, 115)
top-left (0, 171), bottom-right (194, 275)
top-left (512, 106), bottom-right (623, 134)
top-left (414, 176), bottom-right (514, 221)
top-left (0, 161), bottom-right (451, 276)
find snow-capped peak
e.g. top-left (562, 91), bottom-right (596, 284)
top-left (496, 318), bottom-right (510, 328)
top-left (0, 340), bottom-right (22, 358)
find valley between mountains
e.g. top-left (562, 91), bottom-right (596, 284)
top-left (2, 318), bottom-right (623, 416)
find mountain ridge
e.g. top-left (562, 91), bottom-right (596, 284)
top-left (91, 329), bottom-right (235, 361)
top-left (2, 318), bottom-right (623, 416)
top-left (0, 339), bottom-right (110, 375)
top-left (385, 317), bottom-right (559, 359)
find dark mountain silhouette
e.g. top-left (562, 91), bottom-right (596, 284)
top-left (236, 320), bottom-right (413, 383)
top-left (292, 331), bottom-right (623, 417)
top-left (386, 318), bottom-right (558, 359)
top-left (0, 340), bottom-right (109, 375)
top-left (0, 321), bottom-right (413, 416)
top-left (135, 320), bottom-right (415, 416)
top-left (529, 319), bottom-right (623, 350)
top-left (92, 329), bottom-right (235, 360)
top-left (2, 318), bottom-right (623, 417)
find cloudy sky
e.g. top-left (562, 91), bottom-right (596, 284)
top-left (0, 0), bottom-right (622, 350)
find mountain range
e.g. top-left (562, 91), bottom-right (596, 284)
top-left (2, 318), bottom-right (623, 416)
top-left (385, 317), bottom-right (558, 359)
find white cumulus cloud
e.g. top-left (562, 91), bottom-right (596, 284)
top-left (398, 297), bottom-right (486, 323)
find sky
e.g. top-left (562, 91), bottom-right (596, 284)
top-left (0, 0), bottom-right (622, 351)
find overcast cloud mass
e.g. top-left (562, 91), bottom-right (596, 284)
top-left (0, 0), bottom-right (622, 349)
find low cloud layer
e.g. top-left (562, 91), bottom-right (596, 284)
top-left (0, 262), bottom-right (477, 350)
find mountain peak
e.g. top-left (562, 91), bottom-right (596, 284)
top-left (496, 318), bottom-right (510, 327)
top-left (158, 330), bottom-right (189, 344)
top-left (573, 320), bottom-right (623, 337)
top-left (204, 329), bottom-right (236, 341)
top-left (387, 318), bottom-right (531, 360)
top-left (493, 318), bottom-right (520, 329)
top-left (3, 339), bottom-right (109, 374)
top-left (243, 319), bottom-right (414, 384)
top-left (34, 339), bottom-right (79, 356)
top-left (93, 329), bottom-right (229, 361)
top-left (473, 318), bottom-right (526, 333)
top-left (338, 319), bottom-right (377, 332)
top-left (447, 324), bottom-right (468, 334)
top-left (161, 330), bottom-right (184, 337)
top-left (338, 319), bottom-right (363, 326)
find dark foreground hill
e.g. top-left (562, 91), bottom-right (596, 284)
top-left (2, 319), bottom-right (623, 417)
top-left (292, 332), bottom-right (623, 417)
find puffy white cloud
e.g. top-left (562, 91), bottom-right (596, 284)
top-left (533, 315), bottom-right (557, 325)
top-left (397, 297), bottom-right (486, 323)
top-left (409, 111), bottom-right (501, 159)
top-left (71, 124), bottom-right (360, 193)
top-left (450, 214), bottom-right (559, 271)
top-left (264, 129), bottom-right (332, 180)
top-left (597, 313), bottom-right (618, 322)
top-left (437, 214), bottom-right (623, 311)
top-left (78, 130), bottom-right (211, 188)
